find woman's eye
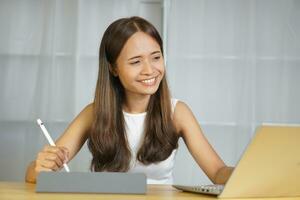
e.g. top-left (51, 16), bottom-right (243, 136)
top-left (130, 60), bottom-right (140, 65)
top-left (153, 56), bottom-right (161, 61)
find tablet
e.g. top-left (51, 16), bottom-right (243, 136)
top-left (36, 171), bottom-right (147, 194)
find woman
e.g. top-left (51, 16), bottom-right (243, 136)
top-left (25, 16), bottom-right (233, 184)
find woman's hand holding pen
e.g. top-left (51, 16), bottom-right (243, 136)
top-left (35, 145), bottom-right (69, 173)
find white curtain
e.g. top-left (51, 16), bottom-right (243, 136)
top-left (0, 0), bottom-right (163, 181)
top-left (167, 0), bottom-right (300, 184)
top-left (0, 0), bottom-right (299, 184)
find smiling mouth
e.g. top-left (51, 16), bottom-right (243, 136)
top-left (141, 77), bottom-right (155, 83)
top-left (140, 77), bottom-right (157, 86)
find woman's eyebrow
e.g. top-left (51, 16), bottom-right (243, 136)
top-left (128, 51), bottom-right (161, 61)
top-left (151, 51), bottom-right (161, 55)
top-left (128, 55), bottom-right (141, 61)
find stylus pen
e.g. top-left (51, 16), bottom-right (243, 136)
top-left (36, 118), bottom-right (70, 172)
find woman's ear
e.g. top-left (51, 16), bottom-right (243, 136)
top-left (109, 64), bottom-right (118, 77)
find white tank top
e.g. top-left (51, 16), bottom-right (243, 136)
top-left (124, 98), bottom-right (178, 184)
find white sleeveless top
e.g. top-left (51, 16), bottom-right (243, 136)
top-left (124, 99), bottom-right (178, 184)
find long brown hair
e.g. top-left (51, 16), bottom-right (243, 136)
top-left (88, 16), bottom-right (179, 172)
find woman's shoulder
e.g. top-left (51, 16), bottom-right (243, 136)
top-left (171, 98), bottom-right (190, 113)
top-left (173, 99), bottom-right (192, 117)
top-left (77, 103), bottom-right (94, 117)
top-left (172, 99), bottom-right (195, 134)
top-left (74, 103), bottom-right (94, 126)
top-left (85, 102), bottom-right (94, 112)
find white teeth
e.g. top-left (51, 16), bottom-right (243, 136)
top-left (141, 78), bottom-right (155, 84)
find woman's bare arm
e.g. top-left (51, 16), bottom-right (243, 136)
top-left (25, 103), bottom-right (94, 183)
top-left (173, 101), bottom-right (234, 184)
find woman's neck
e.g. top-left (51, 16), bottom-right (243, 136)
top-left (123, 93), bottom-right (151, 114)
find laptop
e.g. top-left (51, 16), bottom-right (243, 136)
top-left (173, 125), bottom-right (300, 198)
top-left (36, 172), bottom-right (146, 194)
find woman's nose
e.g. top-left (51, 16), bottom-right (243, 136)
top-left (141, 60), bottom-right (154, 75)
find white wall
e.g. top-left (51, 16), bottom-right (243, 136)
top-left (0, 0), bottom-right (164, 181)
top-left (168, 0), bottom-right (300, 185)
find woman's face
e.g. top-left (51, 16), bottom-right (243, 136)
top-left (114, 31), bottom-right (165, 98)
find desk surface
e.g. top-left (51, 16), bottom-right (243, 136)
top-left (1, 182), bottom-right (300, 200)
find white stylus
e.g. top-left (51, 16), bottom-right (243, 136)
top-left (36, 118), bottom-right (70, 172)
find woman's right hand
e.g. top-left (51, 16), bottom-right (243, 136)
top-left (35, 145), bottom-right (69, 173)
top-left (26, 104), bottom-right (93, 183)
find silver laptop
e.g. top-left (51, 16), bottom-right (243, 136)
top-left (173, 125), bottom-right (300, 198)
top-left (173, 184), bottom-right (224, 195)
top-left (36, 171), bottom-right (146, 194)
